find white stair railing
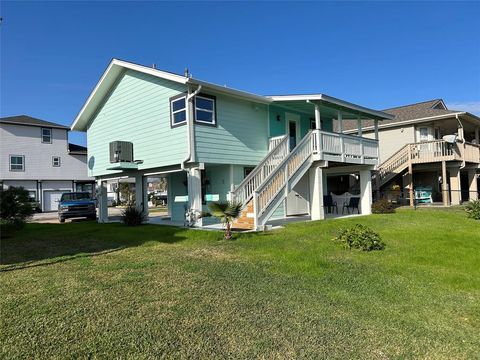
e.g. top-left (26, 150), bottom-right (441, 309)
top-left (254, 131), bottom-right (313, 221)
top-left (230, 135), bottom-right (289, 206)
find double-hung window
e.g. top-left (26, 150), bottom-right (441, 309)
top-left (170, 95), bottom-right (187, 127)
top-left (194, 95), bottom-right (216, 125)
top-left (52, 156), bottom-right (61, 167)
top-left (10, 155), bottom-right (25, 171)
top-left (42, 128), bottom-right (52, 143)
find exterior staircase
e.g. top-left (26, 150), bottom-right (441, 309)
top-left (230, 132), bottom-right (314, 230)
top-left (375, 139), bottom-right (468, 189)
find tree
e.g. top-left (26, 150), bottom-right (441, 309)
top-left (207, 201), bottom-right (243, 240)
top-left (0, 187), bottom-right (35, 228)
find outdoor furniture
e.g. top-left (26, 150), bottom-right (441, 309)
top-left (323, 195), bottom-right (338, 214)
top-left (342, 197), bottom-right (360, 214)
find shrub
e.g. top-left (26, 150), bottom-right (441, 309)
top-left (0, 187), bottom-right (35, 229)
top-left (465, 199), bottom-right (480, 220)
top-left (372, 199), bottom-right (396, 214)
top-left (334, 224), bottom-right (385, 251)
top-left (121, 205), bottom-right (146, 226)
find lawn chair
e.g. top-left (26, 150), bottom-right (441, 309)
top-left (323, 195), bottom-right (338, 214)
top-left (342, 197), bottom-right (360, 214)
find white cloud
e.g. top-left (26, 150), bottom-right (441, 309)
top-left (446, 101), bottom-right (480, 115)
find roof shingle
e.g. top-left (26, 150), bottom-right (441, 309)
top-left (0, 115), bottom-right (70, 130)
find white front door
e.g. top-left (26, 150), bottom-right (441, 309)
top-left (286, 173), bottom-right (310, 216)
top-left (43, 191), bottom-right (64, 212)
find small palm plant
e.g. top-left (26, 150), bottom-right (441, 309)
top-left (208, 201), bottom-right (243, 240)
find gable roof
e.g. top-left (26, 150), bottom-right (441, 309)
top-left (341, 99), bottom-right (466, 132)
top-left (0, 115), bottom-right (70, 130)
top-left (71, 58), bottom-right (393, 131)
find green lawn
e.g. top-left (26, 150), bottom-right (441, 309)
top-left (1, 208), bottom-right (479, 359)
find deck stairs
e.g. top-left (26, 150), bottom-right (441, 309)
top-left (375, 139), bottom-right (467, 189)
top-left (231, 132), bottom-right (315, 230)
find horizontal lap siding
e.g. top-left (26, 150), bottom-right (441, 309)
top-left (87, 70), bottom-right (188, 177)
top-left (194, 95), bottom-right (269, 165)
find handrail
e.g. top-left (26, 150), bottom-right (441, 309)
top-left (230, 135), bottom-right (289, 205)
top-left (255, 131), bottom-right (313, 217)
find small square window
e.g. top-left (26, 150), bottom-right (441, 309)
top-left (170, 95), bottom-right (187, 127)
top-left (42, 128), bottom-right (52, 143)
top-left (10, 155), bottom-right (25, 171)
top-left (52, 156), bottom-right (61, 167)
top-left (194, 95), bottom-right (216, 125)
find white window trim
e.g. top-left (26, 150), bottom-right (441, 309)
top-left (194, 95), bottom-right (216, 125)
top-left (41, 127), bottom-right (52, 144)
top-left (52, 156), bottom-right (61, 167)
top-left (170, 95), bottom-right (187, 127)
top-left (9, 155), bottom-right (25, 171)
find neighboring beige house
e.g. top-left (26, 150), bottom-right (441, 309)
top-left (343, 99), bottom-right (480, 206)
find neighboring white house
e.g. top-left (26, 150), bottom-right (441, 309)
top-left (0, 115), bottom-right (95, 211)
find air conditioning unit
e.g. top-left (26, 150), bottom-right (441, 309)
top-left (109, 141), bottom-right (134, 163)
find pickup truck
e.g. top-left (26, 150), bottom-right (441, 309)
top-left (58, 192), bottom-right (97, 223)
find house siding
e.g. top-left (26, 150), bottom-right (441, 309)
top-left (268, 105), bottom-right (333, 139)
top-left (194, 94), bottom-right (269, 165)
top-left (0, 123), bottom-right (91, 181)
top-left (364, 125), bottom-right (415, 163)
top-left (87, 69), bottom-right (188, 177)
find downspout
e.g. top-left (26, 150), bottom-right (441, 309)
top-left (181, 84), bottom-right (202, 171)
top-left (456, 114), bottom-right (466, 169)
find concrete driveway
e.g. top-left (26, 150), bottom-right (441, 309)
top-left (30, 207), bottom-right (166, 224)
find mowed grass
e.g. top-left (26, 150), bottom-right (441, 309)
top-left (1, 208), bottom-right (479, 359)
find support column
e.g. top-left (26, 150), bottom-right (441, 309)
top-left (314, 103), bottom-right (321, 130)
top-left (309, 166), bottom-right (325, 221)
top-left (135, 174), bottom-right (149, 217)
top-left (449, 166), bottom-right (461, 205)
top-left (475, 127), bottom-right (479, 144)
top-left (441, 161), bottom-right (450, 206)
top-left (359, 169), bottom-right (372, 215)
top-left (374, 119), bottom-right (379, 140)
top-left (187, 167), bottom-right (203, 226)
top-left (468, 169), bottom-right (478, 201)
top-left (97, 179), bottom-right (108, 223)
top-left (407, 144), bottom-right (414, 207)
top-left (338, 112), bottom-right (343, 134)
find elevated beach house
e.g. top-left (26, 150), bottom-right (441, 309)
top-left (343, 99), bottom-right (480, 206)
top-left (72, 59), bottom-right (392, 229)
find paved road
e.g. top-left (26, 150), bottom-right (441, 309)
top-left (30, 207), bottom-right (167, 224)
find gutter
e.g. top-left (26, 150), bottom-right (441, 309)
top-left (181, 84), bottom-right (202, 171)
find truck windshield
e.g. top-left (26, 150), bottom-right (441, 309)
top-left (61, 193), bottom-right (91, 201)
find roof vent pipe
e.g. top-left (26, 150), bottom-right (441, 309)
top-left (184, 68), bottom-right (190, 78)
top-left (152, 64), bottom-right (157, 69)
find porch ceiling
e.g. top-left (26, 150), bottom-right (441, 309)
top-left (271, 99), bottom-right (390, 121)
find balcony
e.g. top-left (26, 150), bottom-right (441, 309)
top-left (311, 130), bottom-right (379, 165)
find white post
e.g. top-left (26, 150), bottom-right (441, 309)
top-left (143, 176), bottom-right (149, 218)
top-left (359, 169), bottom-right (372, 215)
top-left (357, 116), bottom-right (362, 137)
top-left (135, 174), bottom-right (144, 212)
top-left (475, 127), bottom-right (479, 144)
top-left (187, 167), bottom-right (203, 226)
top-left (338, 112), bottom-right (345, 162)
top-left (309, 166), bottom-right (325, 220)
top-left (374, 119), bottom-right (379, 140)
top-left (97, 179), bottom-right (108, 223)
top-left (314, 103), bottom-right (321, 130)
top-left (338, 112), bottom-right (343, 133)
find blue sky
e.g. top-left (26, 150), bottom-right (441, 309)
top-left (1, 1), bottom-right (479, 146)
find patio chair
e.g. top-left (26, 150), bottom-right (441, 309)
top-left (342, 197), bottom-right (360, 214)
top-left (323, 195), bottom-right (338, 214)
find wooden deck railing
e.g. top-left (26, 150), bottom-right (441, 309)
top-left (377, 140), bottom-right (480, 188)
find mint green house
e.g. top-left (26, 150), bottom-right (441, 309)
top-left (72, 59), bottom-right (392, 229)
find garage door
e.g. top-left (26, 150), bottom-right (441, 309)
top-left (43, 191), bottom-right (65, 212)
